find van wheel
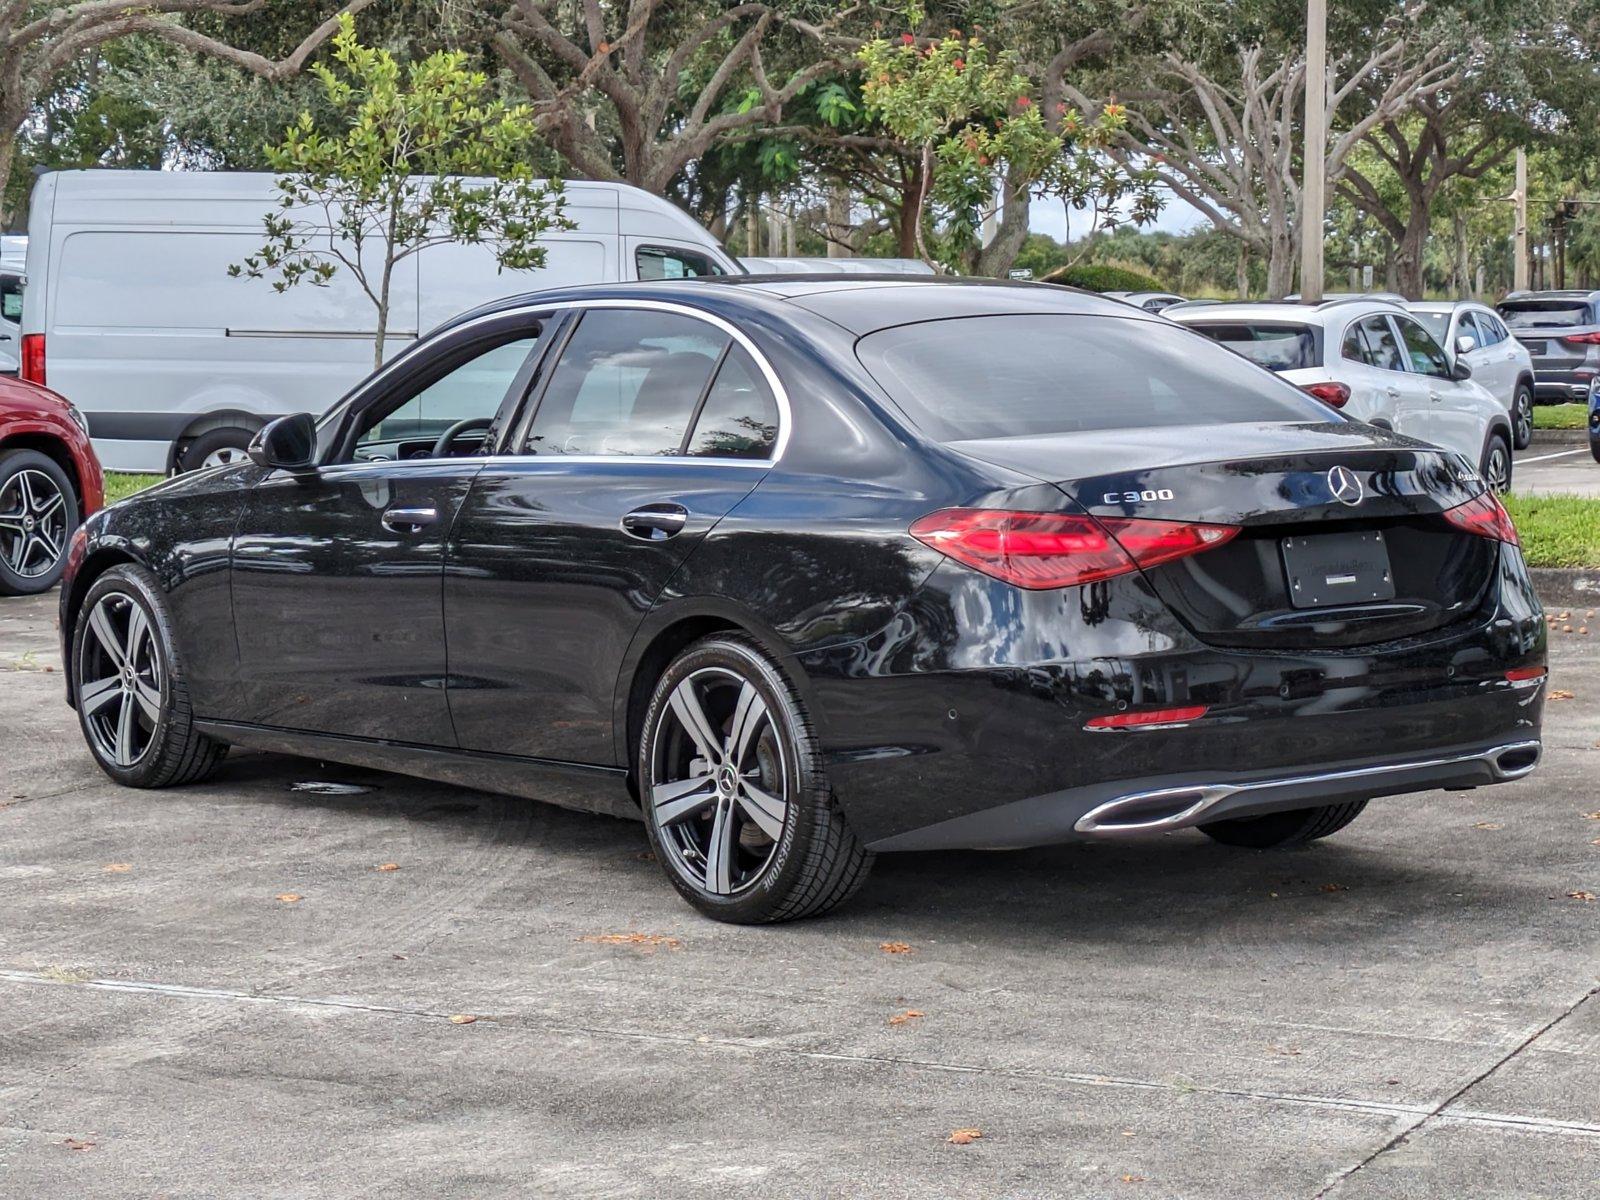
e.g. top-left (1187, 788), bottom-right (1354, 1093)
top-left (179, 428), bottom-right (255, 472)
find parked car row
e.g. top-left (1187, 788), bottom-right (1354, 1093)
top-left (56, 275), bottom-right (1546, 922)
top-left (0, 372), bottom-right (103, 595)
top-left (1166, 297), bottom-right (1519, 491)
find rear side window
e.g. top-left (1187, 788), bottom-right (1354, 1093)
top-left (525, 309), bottom-right (725, 456)
top-left (856, 314), bottom-right (1327, 442)
top-left (1184, 322), bottom-right (1318, 371)
top-left (1395, 316), bottom-right (1450, 377)
top-left (1355, 316), bottom-right (1406, 372)
top-left (686, 345), bottom-right (778, 459)
top-left (1477, 313), bottom-right (1508, 345)
top-left (1498, 301), bottom-right (1593, 329)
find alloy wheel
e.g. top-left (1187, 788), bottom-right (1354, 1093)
top-left (0, 468), bottom-right (68, 579)
top-left (649, 667), bottom-right (790, 896)
top-left (78, 592), bottom-right (164, 768)
top-left (1484, 441), bottom-right (1511, 494)
top-left (1513, 392), bottom-right (1532, 448)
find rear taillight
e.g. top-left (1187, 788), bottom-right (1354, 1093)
top-left (909, 509), bottom-right (1239, 590)
top-left (20, 333), bottom-right (44, 384)
top-left (1301, 381), bottom-right (1350, 409)
top-left (1441, 492), bottom-right (1518, 546)
top-left (1561, 331), bottom-right (1600, 346)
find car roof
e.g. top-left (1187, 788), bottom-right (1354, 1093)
top-left (442, 275), bottom-right (1152, 338)
top-left (1165, 298), bottom-right (1403, 327)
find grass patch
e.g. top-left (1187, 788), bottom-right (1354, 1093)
top-left (1532, 403), bottom-right (1588, 431)
top-left (1502, 493), bottom-right (1600, 568)
top-left (103, 472), bottom-right (164, 505)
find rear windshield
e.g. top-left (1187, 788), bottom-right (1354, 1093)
top-left (856, 314), bottom-right (1328, 441)
top-left (1498, 301), bottom-right (1593, 329)
top-left (1181, 321), bottom-right (1318, 371)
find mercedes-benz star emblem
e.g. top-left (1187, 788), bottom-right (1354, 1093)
top-left (1327, 465), bottom-right (1363, 507)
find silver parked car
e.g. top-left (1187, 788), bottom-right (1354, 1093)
top-left (1169, 297), bottom-right (1516, 491)
top-left (1496, 290), bottom-right (1600, 405)
top-left (1406, 301), bottom-right (1535, 449)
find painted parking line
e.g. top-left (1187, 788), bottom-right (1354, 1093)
top-left (1516, 447), bottom-right (1589, 465)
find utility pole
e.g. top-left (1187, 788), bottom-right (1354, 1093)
top-left (1513, 149), bottom-right (1528, 293)
top-left (1299, 0), bottom-right (1327, 302)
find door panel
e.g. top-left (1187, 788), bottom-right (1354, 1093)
top-left (231, 462), bottom-right (483, 743)
top-left (443, 461), bottom-right (762, 761)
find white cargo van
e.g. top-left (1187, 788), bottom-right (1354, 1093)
top-left (21, 171), bottom-right (739, 471)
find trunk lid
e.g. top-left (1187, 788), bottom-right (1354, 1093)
top-left (949, 421), bottom-right (1497, 648)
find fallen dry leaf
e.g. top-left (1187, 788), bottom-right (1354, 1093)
top-left (275, 893), bottom-right (302, 904)
top-left (880, 941), bottom-right (914, 955)
top-left (1319, 883), bottom-right (1347, 893)
top-left (888, 1009), bottom-right (925, 1026)
top-left (1549, 689), bottom-right (1575, 701)
top-left (1561, 625), bottom-right (1574, 634)
top-left (1567, 891), bottom-right (1597, 902)
top-left (375, 863), bottom-right (399, 872)
top-left (1582, 811), bottom-right (1600, 821)
top-left (1473, 822), bottom-right (1504, 831)
top-left (1120, 1175), bottom-right (1148, 1183)
top-left (1266, 1044), bottom-right (1302, 1056)
top-left (62, 1138), bottom-right (94, 1152)
top-left (101, 863), bottom-right (131, 873)
top-left (946, 1128), bottom-right (982, 1145)
top-left (448, 1013), bottom-right (477, 1025)
top-left (580, 932), bottom-right (682, 953)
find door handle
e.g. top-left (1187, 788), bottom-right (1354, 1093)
top-left (621, 503), bottom-right (688, 541)
top-left (1385, 386), bottom-right (1401, 398)
top-left (1428, 391), bottom-right (1443, 402)
top-left (381, 505), bottom-right (439, 533)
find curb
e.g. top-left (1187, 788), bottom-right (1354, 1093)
top-left (1530, 568), bottom-right (1600, 610)
top-left (1528, 428), bottom-right (1587, 447)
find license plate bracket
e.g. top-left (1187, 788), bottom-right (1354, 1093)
top-left (1281, 530), bottom-right (1395, 609)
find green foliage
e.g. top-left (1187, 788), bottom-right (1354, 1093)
top-left (1532, 404), bottom-right (1588, 431)
top-left (1041, 262), bottom-right (1166, 292)
top-left (231, 15), bottom-right (570, 367)
top-left (1500, 494), bottom-right (1600, 568)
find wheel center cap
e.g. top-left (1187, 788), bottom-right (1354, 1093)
top-left (717, 765), bottom-right (738, 795)
top-left (122, 664), bottom-right (135, 684)
top-left (22, 516), bottom-right (33, 530)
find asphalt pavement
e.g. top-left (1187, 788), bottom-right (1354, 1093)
top-left (1, 590), bottom-right (1597, 1198)
top-left (1514, 440), bottom-right (1599, 496)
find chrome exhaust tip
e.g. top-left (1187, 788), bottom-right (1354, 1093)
top-left (1488, 741), bottom-right (1541, 780)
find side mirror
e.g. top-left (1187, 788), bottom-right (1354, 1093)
top-left (248, 413), bottom-right (318, 473)
top-left (1454, 334), bottom-right (1477, 356)
top-left (1451, 359), bottom-right (1473, 382)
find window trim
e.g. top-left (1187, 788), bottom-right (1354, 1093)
top-left (502, 298), bottom-right (791, 466)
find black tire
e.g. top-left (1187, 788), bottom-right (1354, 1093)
top-left (1510, 382), bottom-right (1534, 450)
top-left (72, 563), bottom-right (227, 787)
top-left (178, 427), bottom-right (255, 473)
top-left (1199, 801), bottom-right (1368, 849)
top-left (0, 447), bottom-right (78, 596)
top-left (638, 634), bottom-right (873, 923)
top-left (1480, 432), bottom-right (1512, 494)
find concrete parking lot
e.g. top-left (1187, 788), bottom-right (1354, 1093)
top-left (1514, 441), bottom-right (1600, 496)
top-left (2, 589), bottom-right (1597, 1198)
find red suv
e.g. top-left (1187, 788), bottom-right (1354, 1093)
top-left (1, 374), bottom-right (103, 595)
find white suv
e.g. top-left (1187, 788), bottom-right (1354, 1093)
top-left (1168, 298), bottom-right (1516, 491)
top-left (1406, 301), bottom-right (1534, 449)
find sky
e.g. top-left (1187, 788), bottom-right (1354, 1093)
top-left (1027, 186), bottom-right (1209, 242)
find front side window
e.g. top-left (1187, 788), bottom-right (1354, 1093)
top-left (352, 333), bottom-right (540, 462)
top-left (1395, 316), bottom-right (1451, 378)
top-left (637, 245), bottom-right (724, 280)
top-left (524, 309), bottom-right (726, 456)
top-left (1356, 316), bottom-right (1406, 373)
top-left (686, 345), bottom-right (779, 459)
top-left (857, 314), bottom-right (1327, 442)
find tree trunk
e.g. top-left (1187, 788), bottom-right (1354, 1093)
top-left (896, 159), bottom-right (923, 259)
top-left (826, 187), bottom-right (849, 258)
top-left (970, 169), bottom-right (1032, 279)
top-left (1266, 230), bottom-right (1295, 300)
top-left (1236, 244), bottom-right (1249, 299)
top-left (0, 132), bottom-right (17, 230)
top-left (1394, 211), bottom-right (1430, 299)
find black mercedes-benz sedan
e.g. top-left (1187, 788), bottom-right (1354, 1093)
top-left (60, 278), bottom-right (1547, 923)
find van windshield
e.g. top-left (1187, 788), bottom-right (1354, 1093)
top-left (856, 314), bottom-right (1327, 442)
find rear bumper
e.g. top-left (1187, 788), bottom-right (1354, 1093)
top-left (1531, 367), bottom-right (1596, 401)
top-left (870, 736), bottom-right (1540, 850)
top-left (802, 546), bottom-right (1546, 850)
